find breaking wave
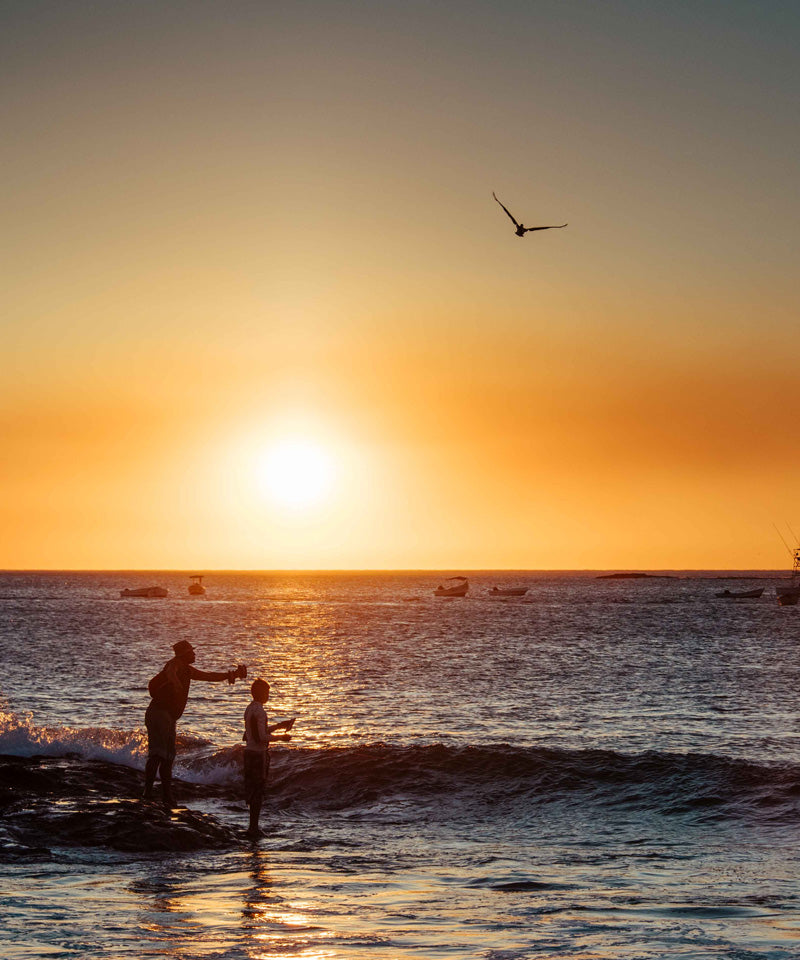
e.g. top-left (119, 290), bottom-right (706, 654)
top-left (2, 706), bottom-right (797, 823)
top-left (256, 742), bottom-right (800, 822)
top-left (0, 707), bottom-right (208, 768)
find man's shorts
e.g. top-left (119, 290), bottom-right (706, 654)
top-left (145, 703), bottom-right (177, 762)
top-left (243, 749), bottom-right (270, 805)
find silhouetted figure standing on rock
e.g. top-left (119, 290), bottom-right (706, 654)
top-left (144, 640), bottom-right (246, 808)
top-left (243, 678), bottom-right (295, 839)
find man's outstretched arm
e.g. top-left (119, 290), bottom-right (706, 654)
top-left (189, 664), bottom-right (246, 683)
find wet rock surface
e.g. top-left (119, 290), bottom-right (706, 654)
top-left (0, 755), bottom-right (240, 855)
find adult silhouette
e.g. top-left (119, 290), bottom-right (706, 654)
top-left (144, 640), bottom-right (246, 807)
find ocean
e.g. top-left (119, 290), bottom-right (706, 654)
top-left (1, 570), bottom-right (799, 959)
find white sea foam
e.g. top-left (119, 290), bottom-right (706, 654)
top-left (178, 745), bottom-right (243, 785)
top-left (0, 701), bottom-right (239, 783)
top-left (0, 706), bottom-right (149, 767)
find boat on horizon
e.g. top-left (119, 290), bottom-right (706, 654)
top-left (188, 575), bottom-right (206, 596)
top-left (119, 586), bottom-right (168, 599)
top-left (715, 587), bottom-right (764, 599)
top-left (489, 586), bottom-right (528, 597)
top-left (776, 548), bottom-right (800, 606)
top-left (434, 577), bottom-right (469, 597)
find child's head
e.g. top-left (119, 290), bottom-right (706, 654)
top-left (250, 678), bottom-right (270, 703)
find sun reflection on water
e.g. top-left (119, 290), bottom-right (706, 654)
top-left (237, 850), bottom-right (338, 959)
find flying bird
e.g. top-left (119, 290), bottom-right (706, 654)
top-left (492, 192), bottom-right (567, 237)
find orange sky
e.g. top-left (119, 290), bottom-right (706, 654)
top-left (2, 1), bottom-right (799, 569)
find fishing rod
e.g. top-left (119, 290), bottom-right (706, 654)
top-left (772, 523), bottom-right (795, 558)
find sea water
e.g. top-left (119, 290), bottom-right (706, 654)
top-left (1, 570), bottom-right (799, 959)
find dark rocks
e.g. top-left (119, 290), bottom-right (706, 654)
top-left (9, 798), bottom-right (238, 852)
top-left (0, 755), bottom-right (241, 855)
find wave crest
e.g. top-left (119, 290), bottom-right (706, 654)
top-left (187, 742), bottom-right (800, 823)
top-left (0, 708), bottom-right (208, 768)
top-left (2, 713), bottom-right (797, 823)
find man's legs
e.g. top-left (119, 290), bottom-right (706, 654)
top-left (144, 757), bottom-right (175, 808)
top-left (142, 758), bottom-right (175, 808)
top-left (160, 758), bottom-right (175, 809)
top-left (143, 756), bottom-right (160, 799)
top-left (144, 704), bottom-right (177, 807)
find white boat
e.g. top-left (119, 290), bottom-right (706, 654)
top-left (776, 548), bottom-right (800, 606)
top-left (120, 586), bottom-right (169, 599)
top-left (715, 587), bottom-right (764, 599)
top-left (434, 577), bottom-right (469, 597)
top-left (188, 575), bottom-right (206, 596)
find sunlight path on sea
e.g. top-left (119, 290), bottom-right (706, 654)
top-left (3, 830), bottom-right (799, 960)
top-left (3, 572), bottom-right (800, 959)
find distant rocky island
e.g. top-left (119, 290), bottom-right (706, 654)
top-left (595, 572), bottom-right (676, 580)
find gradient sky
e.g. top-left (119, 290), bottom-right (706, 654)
top-left (2, 0), bottom-right (799, 569)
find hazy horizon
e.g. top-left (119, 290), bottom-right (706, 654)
top-left (0, 567), bottom-right (792, 575)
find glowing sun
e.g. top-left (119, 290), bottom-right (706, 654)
top-left (257, 439), bottom-right (335, 508)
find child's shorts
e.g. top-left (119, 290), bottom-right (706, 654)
top-left (244, 749), bottom-right (270, 804)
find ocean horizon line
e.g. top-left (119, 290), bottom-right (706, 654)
top-left (0, 567), bottom-right (790, 576)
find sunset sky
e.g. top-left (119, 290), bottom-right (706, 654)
top-left (3, 0), bottom-right (799, 570)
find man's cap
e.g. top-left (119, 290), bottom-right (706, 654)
top-left (173, 640), bottom-right (195, 656)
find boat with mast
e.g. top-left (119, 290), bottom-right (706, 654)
top-left (776, 548), bottom-right (800, 606)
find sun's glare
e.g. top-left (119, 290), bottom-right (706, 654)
top-left (257, 439), bottom-right (335, 509)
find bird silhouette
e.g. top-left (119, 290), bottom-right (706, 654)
top-left (492, 192), bottom-right (567, 237)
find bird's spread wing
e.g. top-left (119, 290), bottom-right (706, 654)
top-left (523, 223), bottom-right (568, 232)
top-left (492, 192), bottom-right (521, 228)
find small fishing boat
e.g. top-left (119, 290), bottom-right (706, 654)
top-left (776, 548), bottom-right (800, 606)
top-left (777, 589), bottom-right (800, 606)
top-left (714, 587), bottom-right (764, 599)
top-left (120, 586), bottom-right (169, 599)
top-left (188, 575), bottom-right (206, 596)
top-left (489, 586), bottom-right (528, 597)
top-left (434, 577), bottom-right (469, 597)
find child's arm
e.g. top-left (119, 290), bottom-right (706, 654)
top-left (267, 718), bottom-right (296, 741)
top-left (267, 717), bottom-right (296, 734)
